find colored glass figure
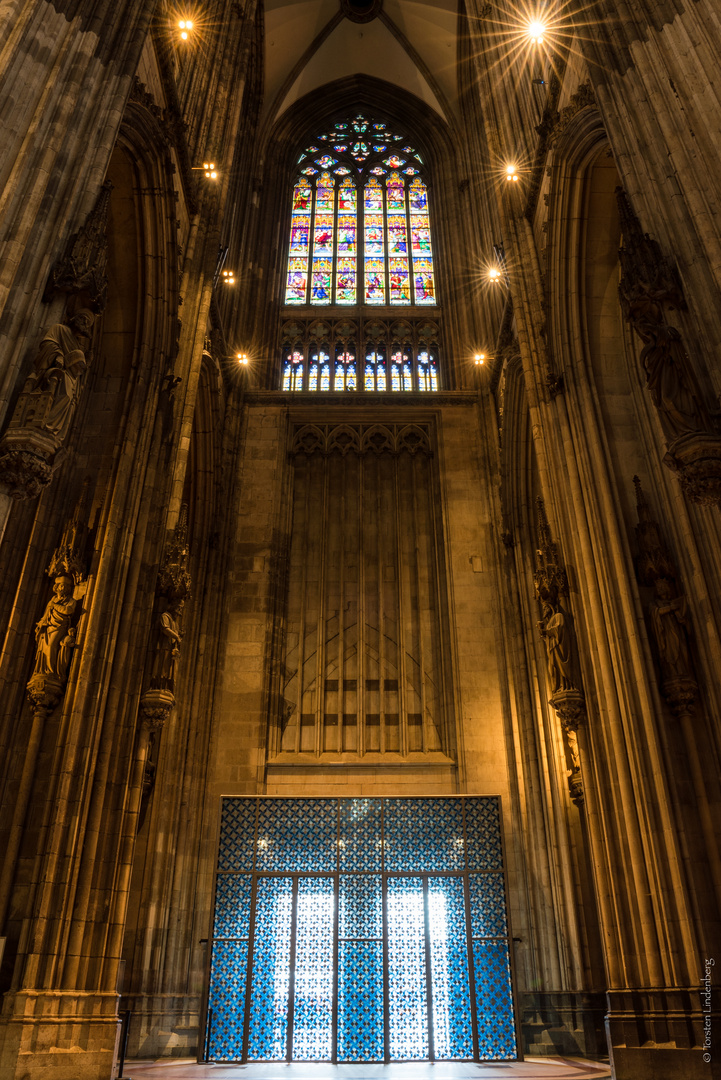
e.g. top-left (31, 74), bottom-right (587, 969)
top-left (390, 351), bottom-right (403, 392)
top-left (285, 180), bottom-right (312, 303)
top-left (311, 173), bottom-right (334, 305)
top-left (384, 155), bottom-right (406, 168)
top-left (386, 174), bottom-right (410, 305)
top-left (283, 351), bottom-right (304, 391)
top-left (365, 349), bottom-right (386, 391)
top-left (316, 155), bottom-right (336, 168)
top-left (364, 178), bottom-right (386, 303)
top-left (309, 351), bottom-right (327, 391)
top-left (320, 362), bottom-right (331, 391)
top-left (417, 348), bottom-right (439, 391)
top-left (335, 349), bottom-right (356, 391)
top-left (409, 178), bottom-right (436, 305)
top-left (336, 178), bottom-right (357, 304)
top-left (403, 358), bottom-right (413, 391)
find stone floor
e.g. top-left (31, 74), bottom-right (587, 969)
top-left (122, 1057), bottom-right (612, 1080)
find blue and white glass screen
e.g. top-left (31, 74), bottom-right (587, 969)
top-left (207, 796), bottom-right (516, 1063)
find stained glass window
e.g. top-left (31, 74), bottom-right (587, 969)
top-left (207, 796), bottom-right (517, 1064)
top-left (283, 114), bottom-right (437, 309)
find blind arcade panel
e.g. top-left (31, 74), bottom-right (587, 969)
top-left (205, 797), bottom-right (517, 1063)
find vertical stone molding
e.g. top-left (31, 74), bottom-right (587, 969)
top-left (633, 476), bottom-right (699, 719)
top-left (617, 189), bottom-right (721, 506)
top-left (534, 497), bottom-right (586, 806)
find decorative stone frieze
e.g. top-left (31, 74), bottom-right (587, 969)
top-left (534, 498), bottom-right (586, 806)
top-left (291, 421), bottom-right (432, 458)
top-left (617, 189), bottom-right (721, 505)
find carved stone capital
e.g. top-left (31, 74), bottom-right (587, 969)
top-left (0, 428), bottom-right (60, 499)
top-left (661, 676), bottom-right (699, 719)
top-left (663, 432), bottom-right (721, 506)
top-left (139, 688), bottom-right (175, 730)
top-left (26, 673), bottom-right (64, 717)
top-left (567, 769), bottom-right (584, 806)
top-left (549, 688), bottom-right (586, 730)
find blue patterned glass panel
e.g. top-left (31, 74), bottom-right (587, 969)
top-left (338, 797), bottom-right (382, 871)
top-left (387, 876), bottom-right (428, 1059)
top-left (339, 874), bottom-right (382, 939)
top-left (464, 797), bottom-right (503, 871)
top-left (428, 877), bottom-right (474, 1059)
top-left (338, 941), bottom-right (384, 1061)
top-left (207, 938), bottom-right (248, 1060)
top-left (473, 940), bottom-right (517, 1059)
top-left (213, 875), bottom-right (252, 938)
top-left (292, 877), bottom-right (334, 1060)
top-left (469, 873), bottom-right (507, 937)
top-left (247, 877), bottom-right (292, 1060)
top-left (218, 798), bottom-right (256, 872)
top-left (384, 798), bottom-right (465, 872)
top-left (255, 799), bottom-right (336, 872)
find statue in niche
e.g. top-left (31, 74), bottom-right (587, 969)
top-left (32, 574), bottom-right (78, 682)
top-left (23, 309), bottom-right (95, 441)
top-left (537, 598), bottom-right (575, 695)
top-left (650, 577), bottom-right (693, 682)
top-left (149, 598), bottom-right (184, 693)
top-left (627, 285), bottom-right (712, 442)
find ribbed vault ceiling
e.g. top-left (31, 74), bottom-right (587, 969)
top-left (264, 0), bottom-right (458, 123)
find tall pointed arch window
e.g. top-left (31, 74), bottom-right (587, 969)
top-left (284, 115), bottom-right (437, 308)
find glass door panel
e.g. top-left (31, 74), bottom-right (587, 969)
top-left (387, 876), bottom-right (428, 1060)
top-left (292, 876), bottom-right (334, 1060)
top-left (247, 877), bottom-right (293, 1060)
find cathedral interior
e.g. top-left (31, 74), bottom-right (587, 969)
top-left (0, 0), bottom-right (719, 1077)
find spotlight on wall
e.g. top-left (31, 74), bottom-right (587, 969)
top-left (527, 19), bottom-right (546, 42)
top-left (178, 18), bottom-right (194, 40)
top-left (222, 269), bottom-right (236, 285)
top-left (204, 162), bottom-right (217, 179)
top-left (475, 354), bottom-right (486, 365)
top-left (488, 267), bottom-right (502, 282)
top-left (505, 164), bottom-right (519, 182)
top-left (237, 353), bottom-right (248, 365)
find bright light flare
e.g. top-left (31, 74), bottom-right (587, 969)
top-left (237, 353), bottom-right (248, 365)
top-left (475, 354), bottom-right (486, 365)
top-left (527, 18), bottom-right (546, 41)
top-left (203, 161), bottom-right (218, 179)
top-left (488, 267), bottom-right (501, 282)
top-left (222, 269), bottom-right (236, 285)
top-left (178, 18), bottom-right (194, 39)
top-left (506, 164), bottom-right (519, 182)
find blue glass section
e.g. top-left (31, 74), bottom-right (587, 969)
top-left (428, 877), bottom-right (474, 1059)
top-left (384, 798), bottom-right (465, 872)
top-left (464, 797), bottom-right (503, 871)
top-left (255, 798), bottom-right (336, 872)
top-left (213, 875), bottom-right (252, 939)
top-left (339, 874), bottom-right (382, 939)
top-left (292, 877), bottom-right (334, 1060)
top-left (473, 940), bottom-right (517, 1059)
top-left (207, 938), bottom-right (248, 1060)
top-left (387, 876), bottom-right (428, 1059)
top-left (218, 798), bottom-right (256, 872)
top-left (338, 941), bottom-right (384, 1061)
top-left (339, 797), bottom-right (382, 871)
top-left (469, 873), bottom-right (507, 937)
top-left (247, 877), bottom-right (292, 1060)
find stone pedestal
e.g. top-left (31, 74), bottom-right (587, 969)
top-left (606, 987), bottom-right (720, 1079)
top-left (0, 427), bottom-right (60, 500)
top-left (664, 433), bottom-right (721, 507)
top-left (0, 990), bottom-right (120, 1080)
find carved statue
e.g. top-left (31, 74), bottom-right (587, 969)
top-left (31, 574), bottom-right (78, 682)
top-left (538, 599), bottom-right (575, 695)
top-left (565, 727), bottom-right (581, 775)
top-left (627, 285), bottom-right (711, 441)
top-left (149, 599), bottom-right (184, 692)
top-left (24, 309), bottom-right (95, 441)
top-left (650, 578), bottom-right (692, 682)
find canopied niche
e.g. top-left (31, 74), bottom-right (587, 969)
top-left (274, 421), bottom-right (454, 759)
